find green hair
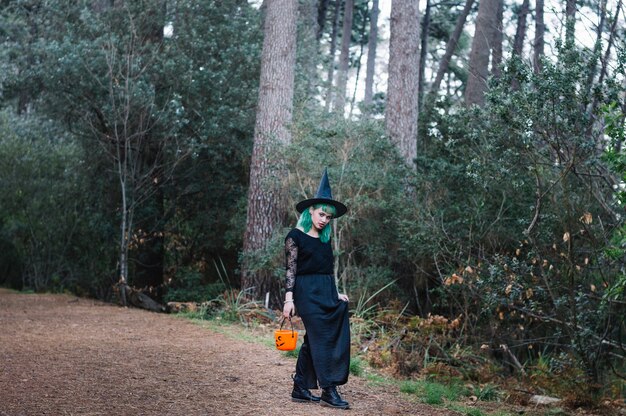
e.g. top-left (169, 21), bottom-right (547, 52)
top-left (296, 203), bottom-right (336, 243)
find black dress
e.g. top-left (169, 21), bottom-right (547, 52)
top-left (285, 228), bottom-right (350, 389)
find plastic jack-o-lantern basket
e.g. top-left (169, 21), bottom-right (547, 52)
top-left (274, 317), bottom-right (298, 351)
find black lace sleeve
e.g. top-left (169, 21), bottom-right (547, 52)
top-left (285, 236), bottom-right (297, 292)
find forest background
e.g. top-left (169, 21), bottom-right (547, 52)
top-left (0, 0), bottom-right (625, 409)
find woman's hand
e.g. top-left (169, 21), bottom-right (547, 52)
top-left (283, 301), bottom-right (295, 318)
top-left (338, 293), bottom-right (349, 302)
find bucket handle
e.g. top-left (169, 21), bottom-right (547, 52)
top-left (279, 316), bottom-right (295, 335)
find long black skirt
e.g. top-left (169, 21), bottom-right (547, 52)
top-left (293, 274), bottom-right (350, 389)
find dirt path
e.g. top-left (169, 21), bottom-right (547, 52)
top-left (0, 289), bottom-right (461, 416)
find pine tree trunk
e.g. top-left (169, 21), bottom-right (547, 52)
top-left (585, 0), bottom-right (607, 95)
top-left (363, 0), bottom-right (379, 112)
top-left (418, 0), bottom-right (431, 112)
top-left (296, 0), bottom-right (320, 102)
top-left (465, 0), bottom-right (499, 106)
top-left (512, 0), bottom-right (529, 57)
top-left (586, 0), bottom-right (622, 136)
top-left (325, 0), bottom-right (342, 112)
top-left (349, 9), bottom-right (368, 118)
top-left (491, 0), bottom-right (503, 78)
top-left (565, 0), bottom-right (577, 47)
top-left (317, 0), bottom-right (331, 40)
top-left (334, 0), bottom-right (355, 114)
top-left (386, 0), bottom-right (420, 167)
top-left (242, 0), bottom-right (297, 301)
top-left (428, 0), bottom-right (474, 101)
top-left (533, 0), bottom-right (545, 72)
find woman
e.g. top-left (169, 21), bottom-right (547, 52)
top-left (282, 168), bottom-right (351, 409)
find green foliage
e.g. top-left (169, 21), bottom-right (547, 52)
top-left (400, 379), bottom-right (465, 405)
top-left (0, 109), bottom-right (115, 295)
top-left (350, 356), bottom-right (365, 377)
top-left (163, 267), bottom-right (227, 303)
top-left (472, 383), bottom-right (500, 401)
top-left (461, 409), bottom-right (485, 416)
top-left (351, 278), bottom-right (398, 320)
top-left (599, 102), bottom-right (626, 321)
top-left (0, 0), bottom-right (263, 295)
top-left (283, 345), bottom-right (300, 358)
top-left (213, 288), bottom-right (268, 324)
top-left (407, 42), bottom-right (626, 393)
top-left (446, 406), bottom-right (487, 416)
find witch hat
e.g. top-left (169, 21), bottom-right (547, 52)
top-left (296, 168), bottom-right (348, 218)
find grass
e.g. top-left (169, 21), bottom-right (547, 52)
top-left (283, 345), bottom-right (300, 358)
top-left (400, 379), bottom-right (466, 405)
top-left (473, 383), bottom-right (501, 401)
top-left (365, 372), bottom-right (389, 386)
top-left (350, 356), bottom-right (365, 376)
top-left (447, 403), bottom-right (519, 416)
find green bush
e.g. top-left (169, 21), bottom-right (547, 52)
top-left (350, 356), bottom-right (365, 376)
top-left (163, 268), bottom-right (227, 303)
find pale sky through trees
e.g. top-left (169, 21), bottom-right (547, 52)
top-left (245, 0), bottom-right (619, 117)
top-left (348, 0), bottom-right (613, 116)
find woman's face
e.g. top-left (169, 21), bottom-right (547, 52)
top-left (310, 207), bottom-right (333, 230)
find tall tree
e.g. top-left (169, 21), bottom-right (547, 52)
top-left (363, 0), bottom-right (379, 113)
top-left (386, 0), bottom-right (420, 167)
top-left (428, 0), bottom-right (475, 100)
top-left (585, 0), bottom-right (608, 96)
top-left (512, 0), bottom-right (530, 57)
top-left (242, 0), bottom-right (297, 302)
top-left (511, 0), bottom-right (530, 90)
top-left (465, 0), bottom-right (500, 106)
top-left (586, 0), bottom-right (622, 134)
top-left (491, 0), bottom-right (504, 78)
top-left (417, 0), bottom-right (431, 112)
top-left (317, 0), bottom-right (332, 40)
top-left (565, 0), bottom-right (577, 47)
top-left (296, 0), bottom-right (320, 102)
top-left (533, 0), bottom-right (545, 72)
top-left (349, 2), bottom-right (373, 117)
top-left (325, 0), bottom-right (342, 111)
top-left (334, 0), bottom-right (355, 114)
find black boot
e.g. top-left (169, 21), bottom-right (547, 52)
top-left (291, 383), bottom-right (321, 403)
top-left (320, 386), bottom-right (350, 409)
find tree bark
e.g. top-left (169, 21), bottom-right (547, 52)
top-left (586, 0), bottom-right (622, 136)
top-left (325, 0), bottom-right (342, 112)
top-left (363, 0), bottom-right (379, 113)
top-left (386, 0), bottom-right (420, 167)
top-left (465, 0), bottom-right (500, 106)
top-left (511, 0), bottom-right (529, 90)
top-left (490, 0), bottom-right (504, 78)
top-left (242, 0), bottom-right (297, 301)
top-left (533, 0), bottom-right (545, 72)
top-left (585, 0), bottom-right (607, 96)
top-left (565, 0), bottom-right (577, 47)
top-left (334, 0), bottom-right (355, 115)
top-left (512, 0), bottom-right (529, 57)
top-left (317, 0), bottom-right (332, 40)
top-left (418, 0), bottom-right (431, 112)
top-left (349, 6), bottom-right (368, 117)
top-left (296, 0), bottom-right (320, 102)
top-left (428, 0), bottom-right (475, 101)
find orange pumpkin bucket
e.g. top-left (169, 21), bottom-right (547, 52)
top-left (274, 317), bottom-right (298, 351)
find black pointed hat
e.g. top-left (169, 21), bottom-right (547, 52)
top-left (296, 168), bottom-right (348, 218)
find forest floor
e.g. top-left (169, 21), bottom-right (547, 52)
top-left (0, 288), bottom-right (620, 416)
